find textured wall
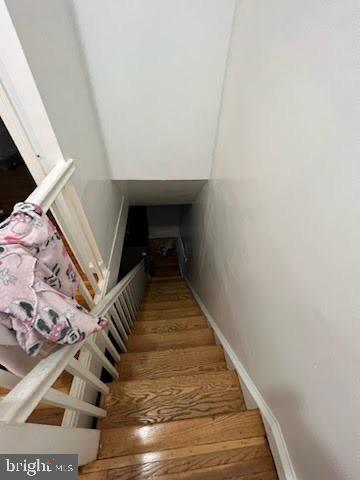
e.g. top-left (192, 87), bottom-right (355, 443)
top-left (181, 1), bottom-right (360, 478)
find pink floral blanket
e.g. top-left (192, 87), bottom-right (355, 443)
top-left (0, 202), bottom-right (107, 356)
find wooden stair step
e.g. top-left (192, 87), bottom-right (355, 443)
top-left (152, 265), bottom-right (179, 272)
top-left (150, 276), bottom-right (183, 282)
top-left (97, 411), bottom-right (265, 459)
top-left (99, 371), bottom-right (245, 428)
top-left (79, 469), bottom-right (277, 480)
top-left (127, 329), bottom-right (214, 352)
top-left (151, 264), bottom-right (180, 277)
top-left (133, 317), bottom-right (207, 334)
top-left (83, 437), bottom-right (266, 472)
top-left (117, 346), bottom-right (227, 381)
top-left (140, 298), bottom-right (197, 311)
top-left (152, 259), bottom-right (178, 266)
top-left (137, 306), bottom-right (202, 321)
top-left (152, 272), bottom-right (181, 279)
top-left (80, 241), bottom-right (278, 480)
top-left (143, 291), bottom-right (193, 302)
top-left (28, 407), bottom-right (66, 426)
top-left (143, 289), bottom-right (194, 302)
top-left (79, 472), bottom-right (107, 480)
top-left (145, 286), bottom-right (191, 296)
top-left (148, 279), bottom-right (187, 286)
top-left (81, 438), bottom-right (275, 479)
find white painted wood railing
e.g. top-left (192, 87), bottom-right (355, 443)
top-left (0, 161), bottom-right (147, 464)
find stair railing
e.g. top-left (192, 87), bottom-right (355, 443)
top-left (0, 161), bottom-right (147, 464)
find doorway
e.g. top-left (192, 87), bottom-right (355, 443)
top-left (0, 116), bottom-right (36, 221)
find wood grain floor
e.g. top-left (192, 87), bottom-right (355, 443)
top-left (79, 242), bottom-right (278, 479)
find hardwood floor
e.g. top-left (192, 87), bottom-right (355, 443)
top-left (116, 346), bottom-right (228, 381)
top-left (99, 371), bottom-right (245, 428)
top-left (127, 329), bottom-right (215, 352)
top-left (79, 241), bottom-right (278, 479)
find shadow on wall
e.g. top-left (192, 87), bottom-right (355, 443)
top-left (147, 205), bottom-right (182, 239)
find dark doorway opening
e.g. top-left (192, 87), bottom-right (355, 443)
top-left (0, 116), bottom-right (35, 221)
top-left (118, 206), bottom-right (149, 280)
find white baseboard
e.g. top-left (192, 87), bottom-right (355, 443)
top-left (186, 280), bottom-right (297, 480)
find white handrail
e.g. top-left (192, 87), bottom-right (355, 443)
top-left (0, 371), bottom-right (106, 419)
top-left (0, 259), bottom-right (146, 424)
top-left (0, 154), bottom-right (148, 462)
top-left (26, 159), bottom-right (75, 211)
top-left (91, 260), bottom-right (144, 316)
top-left (25, 159), bottom-right (103, 293)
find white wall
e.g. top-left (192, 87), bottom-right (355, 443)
top-left (119, 179), bottom-right (207, 205)
top-left (147, 205), bottom-right (181, 239)
top-left (181, 1), bottom-right (360, 479)
top-left (70, 0), bottom-right (235, 180)
top-left (5, 0), bottom-right (125, 271)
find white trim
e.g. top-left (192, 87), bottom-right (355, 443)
top-left (186, 280), bottom-right (297, 480)
top-left (0, 0), bottom-right (64, 176)
top-left (0, 371), bottom-right (107, 419)
top-left (26, 159), bottom-right (75, 211)
top-left (63, 183), bottom-right (106, 277)
top-left (0, 0), bottom-right (106, 283)
top-left (108, 196), bottom-right (125, 272)
top-left (66, 358), bottom-right (109, 395)
top-left (0, 422), bottom-right (99, 466)
top-left (105, 195), bottom-right (128, 291)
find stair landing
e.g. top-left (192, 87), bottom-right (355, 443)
top-left (80, 241), bottom-right (278, 479)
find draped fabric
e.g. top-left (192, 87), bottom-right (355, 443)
top-left (0, 202), bottom-right (107, 357)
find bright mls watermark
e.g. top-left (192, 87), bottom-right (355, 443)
top-left (0, 455), bottom-right (77, 479)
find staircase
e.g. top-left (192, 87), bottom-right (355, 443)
top-left (79, 241), bottom-right (278, 479)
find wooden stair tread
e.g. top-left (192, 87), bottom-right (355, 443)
top-left (152, 267), bottom-right (181, 277)
top-left (103, 453), bottom-right (274, 480)
top-left (82, 438), bottom-right (275, 479)
top-left (80, 469), bottom-right (277, 480)
top-left (117, 345), bottom-right (227, 381)
top-left (145, 285), bottom-right (190, 292)
top-left (133, 317), bottom-right (207, 334)
top-left (137, 306), bottom-right (202, 321)
top-left (27, 407), bottom-right (66, 426)
top-left (143, 291), bottom-right (193, 302)
top-left (99, 371), bottom-right (245, 428)
top-left (146, 281), bottom-right (189, 288)
top-left (98, 411), bottom-right (265, 459)
top-left (149, 276), bottom-right (185, 281)
top-left (150, 276), bottom-right (183, 282)
top-left (127, 329), bottom-right (214, 352)
top-left (81, 241), bottom-right (278, 479)
top-left (79, 472), bottom-right (107, 480)
top-left (82, 437), bottom-right (265, 473)
top-left (145, 287), bottom-right (191, 297)
top-left (140, 298), bottom-right (197, 311)
top-left (147, 276), bottom-right (188, 289)
top-left (152, 262), bottom-right (179, 269)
